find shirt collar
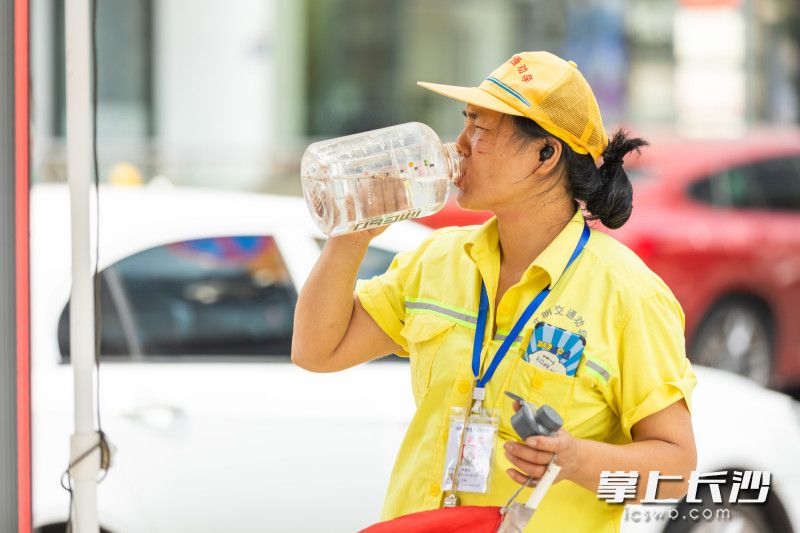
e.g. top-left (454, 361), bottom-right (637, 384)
top-left (463, 216), bottom-right (500, 261)
top-left (464, 206), bottom-right (586, 288)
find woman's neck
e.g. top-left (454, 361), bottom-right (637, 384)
top-left (494, 194), bottom-right (576, 274)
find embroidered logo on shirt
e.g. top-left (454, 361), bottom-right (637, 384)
top-left (532, 304), bottom-right (587, 338)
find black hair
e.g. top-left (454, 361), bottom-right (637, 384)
top-left (510, 115), bottom-right (648, 229)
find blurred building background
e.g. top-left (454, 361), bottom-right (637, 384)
top-left (30, 0), bottom-right (799, 193)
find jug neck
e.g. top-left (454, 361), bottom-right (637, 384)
top-left (443, 142), bottom-right (465, 183)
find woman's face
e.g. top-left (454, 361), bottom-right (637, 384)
top-left (453, 104), bottom-right (558, 212)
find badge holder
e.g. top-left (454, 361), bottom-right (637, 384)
top-left (357, 391), bottom-right (566, 533)
top-left (441, 384), bottom-right (499, 507)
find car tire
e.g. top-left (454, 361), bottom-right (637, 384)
top-left (662, 481), bottom-right (793, 533)
top-left (691, 298), bottom-right (773, 387)
top-left (36, 523), bottom-right (113, 533)
top-left (662, 501), bottom-right (788, 533)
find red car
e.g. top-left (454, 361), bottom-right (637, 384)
top-left (419, 129), bottom-right (800, 389)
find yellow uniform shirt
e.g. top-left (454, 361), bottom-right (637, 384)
top-left (355, 207), bottom-right (697, 533)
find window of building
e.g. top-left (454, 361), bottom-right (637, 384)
top-left (52, 0), bottom-right (154, 139)
top-left (304, 0), bottom-right (555, 138)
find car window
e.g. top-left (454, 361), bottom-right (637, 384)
top-left (58, 235), bottom-right (297, 361)
top-left (356, 247), bottom-right (396, 280)
top-left (625, 167), bottom-right (655, 183)
top-left (689, 156), bottom-right (800, 211)
top-left (58, 276), bottom-right (130, 360)
top-left (314, 238), bottom-right (397, 280)
top-left (687, 176), bottom-right (712, 204)
top-left (736, 156), bottom-right (800, 210)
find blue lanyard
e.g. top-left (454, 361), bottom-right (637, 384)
top-left (472, 222), bottom-right (590, 389)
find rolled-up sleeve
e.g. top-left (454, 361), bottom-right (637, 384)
top-left (355, 231), bottom-right (442, 356)
top-left (615, 291), bottom-right (698, 440)
top-left (355, 249), bottom-right (417, 356)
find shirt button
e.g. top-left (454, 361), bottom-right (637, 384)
top-left (457, 380), bottom-right (471, 394)
top-left (532, 376), bottom-right (544, 389)
top-left (429, 483), bottom-right (441, 496)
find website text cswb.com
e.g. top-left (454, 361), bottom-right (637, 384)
top-left (596, 469), bottom-right (770, 523)
top-left (624, 506), bottom-right (731, 524)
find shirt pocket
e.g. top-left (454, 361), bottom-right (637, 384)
top-left (401, 314), bottom-right (456, 403)
top-left (567, 358), bottom-right (619, 440)
top-left (498, 356), bottom-right (577, 441)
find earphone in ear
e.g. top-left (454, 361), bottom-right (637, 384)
top-left (511, 143), bottom-right (556, 184)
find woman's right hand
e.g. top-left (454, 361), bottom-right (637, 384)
top-left (330, 174), bottom-right (412, 242)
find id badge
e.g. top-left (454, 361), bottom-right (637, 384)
top-left (441, 406), bottom-right (499, 494)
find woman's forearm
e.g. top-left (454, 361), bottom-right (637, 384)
top-left (570, 438), bottom-right (696, 502)
top-left (291, 235), bottom-right (370, 367)
top-left (506, 401), bottom-right (697, 504)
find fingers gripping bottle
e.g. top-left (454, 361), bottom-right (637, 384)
top-left (301, 122), bottom-right (465, 236)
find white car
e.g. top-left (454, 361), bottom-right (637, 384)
top-left (32, 184), bottom-right (800, 533)
top-left (31, 183), bottom-right (428, 533)
top-left (621, 365), bottom-right (800, 533)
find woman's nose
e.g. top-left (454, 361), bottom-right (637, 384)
top-left (455, 128), bottom-right (471, 157)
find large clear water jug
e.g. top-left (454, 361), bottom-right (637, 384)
top-left (301, 122), bottom-right (464, 236)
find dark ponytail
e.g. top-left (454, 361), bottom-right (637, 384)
top-left (587, 129), bottom-right (648, 228)
top-left (511, 116), bottom-right (648, 229)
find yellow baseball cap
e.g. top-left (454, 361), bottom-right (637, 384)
top-left (418, 51), bottom-right (609, 162)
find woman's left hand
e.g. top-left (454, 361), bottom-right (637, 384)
top-left (503, 401), bottom-right (581, 485)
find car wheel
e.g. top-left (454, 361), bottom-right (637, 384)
top-left (36, 523), bottom-right (114, 533)
top-left (663, 502), bottom-right (777, 533)
top-left (691, 299), bottom-right (773, 386)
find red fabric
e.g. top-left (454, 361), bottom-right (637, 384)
top-left (360, 506), bottom-right (503, 533)
top-left (15, 0), bottom-right (32, 531)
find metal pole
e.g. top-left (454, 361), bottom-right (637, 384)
top-left (1, 0), bottom-right (21, 529)
top-left (65, 0), bottom-right (100, 531)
